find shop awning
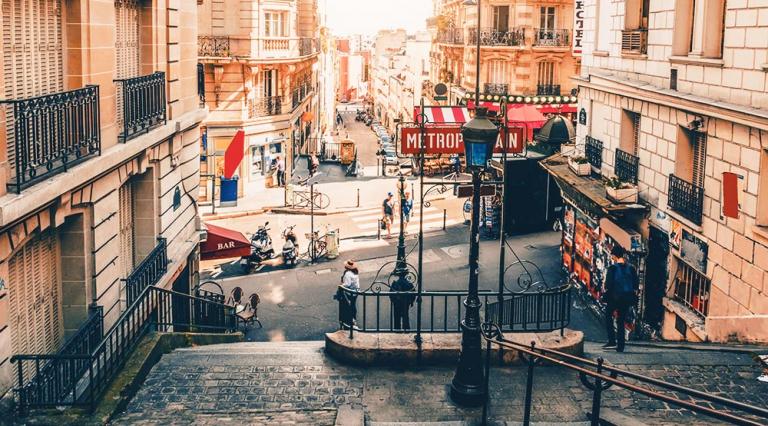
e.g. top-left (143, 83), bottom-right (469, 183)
top-left (200, 223), bottom-right (252, 260)
top-left (466, 100), bottom-right (577, 115)
top-left (414, 106), bottom-right (470, 124)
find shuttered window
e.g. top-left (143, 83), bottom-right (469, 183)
top-left (118, 181), bottom-right (135, 278)
top-left (115, 0), bottom-right (141, 128)
top-left (692, 131), bottom-right (706, 188)
top-left (9, 229), bottom-right (62, 364)
top-left (1, 0), bottom-right (64, 171)
top-left (537, 62), bottom-right (555, 86)
top-left (487, 60), bottom-right (508, 87)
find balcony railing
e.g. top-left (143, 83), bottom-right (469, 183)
top-left (536, 84), bottom-right (561, 96)
top-left (533, 29), bottom-right (570, 47)
top-left (299, 37), bottom-right (317, 56)
top-left (469, 27), bottom-right (525, 47)
top-left (291, 79), bottom-right (313, 109)
top-left (248, 95), bottom-right (285, 118)
top-left (674, 260), bottom-right (711, 318)
top-left (484, 83), bottom-right (509, 96)
top-left (668, 174), bottom-right (704, 225)
top-left (125, 238), bottom-right (168, 305)
top-left (114, 72), bottom-right (167, 142)
top-left (197, 63), bottom-right (205, 106)
top-left (621, 29), bottom-right (648, 55)
top-left (1, 85), bottom-right (101, 194)
top-left (615, 148), bottom-right (639, 184)
top-left (437, 28), bottom-right (464, 44)
top-left (198, 35), bottom-right (230, 57)
top-left (585, 136), bottom-right (603, 170)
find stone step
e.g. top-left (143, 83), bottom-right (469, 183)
top-left (368, 423), bottom-right (590, 426)
top-left (176, 340), bottom-right (325, 354)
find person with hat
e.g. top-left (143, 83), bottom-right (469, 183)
top-left (334, 260), bottom-right (360, 329)
top-left (602, 245), bottom-right (639, 352)
top-left (382, 192), bottom-right (394, 238)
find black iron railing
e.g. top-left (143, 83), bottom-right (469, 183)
top-left (114, 72), bottom-right (167, 142)
top-left (198, 35), bottom-right (230, 57)
top-left (12, 286), bottom-right (237, 414)
top-left (299, 37), bottom-right (316, 56)
top-left (469, 27), bottom-right (525, 46)
top-left (615, 148), bottom-right (639, 184)
top-left (1, 85), bottom-right (101, 194)
top-left (321, 142), bottom-right (342, 162)
top-left (668, 174), bottom-right (704, 225)
top-left (197, 63), bottom-right (206, 106)
top-left (536, 84), bottom-right (561, 96)
top-left (249, 96), bottom-right (284, 118)
top-left (292, 79), bottom-right (313, 109)
top-left (125, 238), bottom-right (168, 306)
top-left (485, 284), bottom-right (571, 333)
top-left (484, 83), bottom-right (509, 96)
top-left (437, 28), bottom-right (464, 44)
top-left (533, 29), bottom-right (570, 47)
top-left (585, 136), bottom-right (603, 170)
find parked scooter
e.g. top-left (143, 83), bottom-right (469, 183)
top-left (282, 225), bottom-right (299, 267)
top-left (241, 222), bottom-right (274, 272)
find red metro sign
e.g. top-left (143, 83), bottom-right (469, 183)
top-left (400, 125), bottom-right (525, 155)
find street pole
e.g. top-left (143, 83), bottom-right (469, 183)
top-left (394, 174), bottom-right (408, 274)
top-left (211, 151), bottom-right (216, 216)
top-left (498, 100), bottom-right (508, 323)
top-left (415, 97), bottom-right (427, 350)
top-left (310, 182), bottom-right (315, 262)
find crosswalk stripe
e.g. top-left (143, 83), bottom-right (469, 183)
top-left (357, 213), bottom-right (446, 230)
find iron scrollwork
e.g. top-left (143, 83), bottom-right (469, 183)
top-left (366, 260), bottom-right (419, 293)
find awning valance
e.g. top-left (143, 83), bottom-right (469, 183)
top-left (414, 106), bottom-right (470, 124)
top-left (200, 223), bottom-right (251, 260)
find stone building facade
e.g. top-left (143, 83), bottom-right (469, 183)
top-left (0, 0), bottom-right (206, 395)
top-left (566, 0), bottom-right (768, 342)
top-left (197, 0), bottom-right (319, 201)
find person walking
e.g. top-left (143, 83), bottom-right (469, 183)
top-left (602, 245), bottom-right (639, 352)
top-left (382, 192), bottom-right (394, 238)
top-left (390, 275), bottom-right (416, 330)
top-left (310, 153), bottom-right (320, 176)
top-left (275, 156), bottom-right (285, 187)
top-left (402, 192), bottom-right (413, 227)
top-left (334, 260), bottom-right (360, 329)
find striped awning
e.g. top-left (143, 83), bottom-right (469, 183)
top-left (414, 106), bottom-right (470, 124)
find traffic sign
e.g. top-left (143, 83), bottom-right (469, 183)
top-left (434, 95), bottom-right (448, 101)
top-left (455, 184), bottom-right (496, 198)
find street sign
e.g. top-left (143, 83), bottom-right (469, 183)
top-left (455, 184), bottom-right (496, 198)
top-left (434, 83), bottom-right (448, 95)
top-left (434, 95), bottom-right (448, 101)
top-left (400, 125), bottom-right (525, 155)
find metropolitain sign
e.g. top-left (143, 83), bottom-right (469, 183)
top-left (400, 125), bottom-right (525, 155)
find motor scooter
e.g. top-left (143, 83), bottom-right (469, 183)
top-left (282, 225), bottom-right (299, 267)
top-left (241, 222), bottom-right (274, 272)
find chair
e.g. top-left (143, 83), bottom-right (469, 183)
top-left (236, 293), bottom-right (262, 329)
top-left (227, 286), bottom-right (243, 306)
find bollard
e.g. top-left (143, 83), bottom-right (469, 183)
top-left (443, 209), bottom-right (447, 230)
top-left (377, 220), bottom-right (381, 240)
top-left (357, 188), bottom-right (360, 208)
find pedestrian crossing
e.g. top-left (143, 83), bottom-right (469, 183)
top-left (346, 206), bottom-right (462, 234)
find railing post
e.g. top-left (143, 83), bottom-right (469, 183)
top-left (15, 359), bottom-right (26, 416)
top-left (481, 334), bottom-right (493, 425)
top-left (590, 358), bottom-right (605, 426)
top-left (88, 360), bottom-right (96, 412)
top-left (523, 342), bottom-right (536, 426)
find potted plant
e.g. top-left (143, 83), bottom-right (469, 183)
top-left (604, 176), bottom-right (639, 204)
top-left (568, 155), bottom-right (591, 176)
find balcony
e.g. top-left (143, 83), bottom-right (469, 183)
top-left (198, 35), bottom-right (230, 57)
top-left (124, 238), bottom-right (168, 305)
top-left (299, 37), bottom-right (318, 56)
top-left (469, 27), bottom-right (525, 47)
top-left (536, 84), bottom-right (561, 96)
top-left (114, 72), bottom-right (167, 142)
top-left (668, 174), bottom-right (704, 225)
top-left (484, 83), bottom-right (509, 96)
top-left (1, 85), bottom-right (101, 194)
top-left (437, 28), bottom-right (464, 45)
top-left (621, 29), bottom-right (648, 55)
top-left (533, 29), bottom-right (570, 47)
top-left (248, 96), bottom-right (285, 119)
top-left (615, 148), bottom-right (639, 184)
top-left (292, 79), bottom-right (314, 109)
top-left (585, 136), bottom-right (603, 170)
top-left (673, 260), bottom-right (710, 318)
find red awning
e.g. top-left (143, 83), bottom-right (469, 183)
top-left (414, 106), bottom-right (470, 124)
top-left (200, 223), bottom-right (252, 261)
top-left (538, 104), bottom-right (578, 114)
top-left (506, 104), bottom-right (547, 127)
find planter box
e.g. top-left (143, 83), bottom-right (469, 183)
top-left (568, 158), bottom-right (591, 176)
top-left (606, 185), bottom-right (638, 204)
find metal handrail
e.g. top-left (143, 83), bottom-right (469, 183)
top-left (125, 238), bottom-right (168, 305)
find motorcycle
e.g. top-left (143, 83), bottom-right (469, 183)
top-left (241, 222), bottom-right (275, 272)
top-left (281, 225), bottom-right (299, 267)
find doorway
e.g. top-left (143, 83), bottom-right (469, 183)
top-left (644, 226), bottom-right (669, 328)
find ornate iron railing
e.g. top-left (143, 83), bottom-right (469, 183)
top-left (533, 29), bottom-right (570, 47)
top-left (437, 28), bottom-right (464, 44)
top-left (485, 284), bottom-right (571, 333)
top-left (621, 29), bottom-right (648, 54)
top-left (198, 35), bottom-right (230, 57)
top-left (469, 27), bottom-right (525, 47)
top-left (585, 136), bottom-right (603, 170)
top-left (125, 238), bottom-right (168, 306)
top-left (536, 84), bottom-right (561, 96)
top-left (291, 78), bottom-right (313, 109)
top-left (668, 174), bottom-right (704, 225)
top-left (114, 72), bottom-right (167, 141)
top-left (1, 85), bottom-right (101, 193)
top-left (615, 148), bottom-right (639, 184)
top-left (484, 83), bottom-right (509, 96)
top-left (299, 37), bottom-right (316, 56)
top-left (248, 96), bottom-right (284, 118)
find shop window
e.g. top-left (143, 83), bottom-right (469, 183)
top-left (672, 0), bottom-right (724, 58)
top-left (673, 258), bottom-right (710, 317)
top-left (758, 148), bottom-right (768, 227)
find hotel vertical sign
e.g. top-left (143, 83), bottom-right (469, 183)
top-left (573, 0), bottom-right (584, 56)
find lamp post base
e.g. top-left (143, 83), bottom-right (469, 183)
top-left (449, 317), bottom-right (486, 407)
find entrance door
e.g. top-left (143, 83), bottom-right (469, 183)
top-left (171, 265), bottom-right (191, 331)
top-left (644, 226), bottom-right (669, 328)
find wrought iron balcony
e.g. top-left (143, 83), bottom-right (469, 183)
top-left (621, 29), bottom-right (648, 55)
top-left (533, 29), bottom-right (570, 47)
top-left (125, 238), bottom-right (168, 305)
top-left (114, 72), bottom-right (167, 142)
top-left (437, 28), bottom-right (464, 44)
top-left (198, 35), bottom-right (230, 57)
top-left (585, 136), bottom-right (603, 170)
top-left (668, 174), bottom-right (704, 225)
top-left (484, 83), bottom-right (509, 96)
top-left (615, 148), bottom-right (639, 184)
top-left (299, 37), bottom-right (317, 56)
top-left (468, 27), bottom-right (525, 47)
top-left (1, 85), bottom-right (101, 194)
top-left (291, 79), bottom-right (313, 109)
top-left (536, 84), bottom-right (561, 96)
top-left (249, 95), bottom-right (284, 118)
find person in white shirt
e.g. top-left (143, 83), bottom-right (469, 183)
top-left (335, 260), bottom-right (360, 329)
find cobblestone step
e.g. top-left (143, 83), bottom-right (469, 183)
top-left (176, 340), bottom-right (326, 354)
top-left (367, 422), bottom-right (590, 426)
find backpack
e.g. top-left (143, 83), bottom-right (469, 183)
top-left (611, 263), bottom-right (637, 294)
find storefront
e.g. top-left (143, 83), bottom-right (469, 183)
top-left (248, 135), bottom-right (285, 188)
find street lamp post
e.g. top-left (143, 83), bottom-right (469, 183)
top-left (393, 174), bottom-right (408, 275)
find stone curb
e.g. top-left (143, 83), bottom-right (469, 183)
top-left (625, 340), bottom-right (768, 355)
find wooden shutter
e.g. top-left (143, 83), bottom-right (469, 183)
top-left (1, 0), bottom-right (64, 172)
top-left (115, 0), bottom-right (140, 128)
top-left (692, 132), bottom-right (706, 188)
top-left (9, 229), bottom-right (62, 364)
top-left (118, 181), bottom-right (135, 278)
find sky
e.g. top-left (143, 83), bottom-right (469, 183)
top-left (322, 0), bottom-right (433, 36)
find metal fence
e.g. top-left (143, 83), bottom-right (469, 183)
top-left (125, 238), bottom-right (168, 306)
top-left (615, 148), bottom-right (639, 184)
top-left (668, 174), bottom-right (705, 225)
top-left (115, 72), bottom-right (167, 141)
top-left (585, 136), bottom-right (603, 171)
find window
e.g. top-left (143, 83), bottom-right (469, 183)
top-left (675, 127), bottom-right (707, 187)
top-left (263, 69), bottom-right (278, 98)
top-left (118, 180), bottom-right (136, 279)
top-left (264, 11), bottom-right (288, 37)
top-left (540, 6), bottom-right (556, 30)
top-left (672, 0), bottom-right (724, 58)
top-left (537, 61), bottom-right (555, 86)
top-left (625, 0), bottom-right (649, 29)
top-left (596, 0), bottom-right (612, 52)
top-left (673, 258), bottom-right (711, 317)
top-left (620, 110), bottom-right (640, 155)
top-left (758, 148), bottom-right (768, 226)
top-left (493, 6), bottom-right (509, 32)
top-left (115, 0), bottom-right (141, 79)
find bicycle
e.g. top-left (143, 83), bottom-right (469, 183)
top-left (292, 190), bottom-right (330, 209)
top-left (303, 229), bottom-right (329, 261)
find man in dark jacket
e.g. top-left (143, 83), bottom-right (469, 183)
top-left (390, 273), bottom-right (416, 330)
top-left (602, 245), bottom-right (638, 352)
